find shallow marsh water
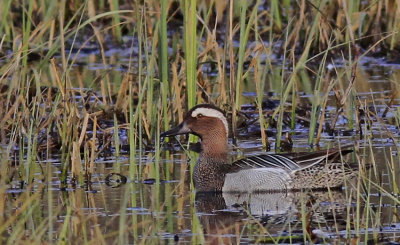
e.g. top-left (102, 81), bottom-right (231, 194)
top-left (4, 145), bottom-right (400, 243)
top-left (2, 49), bottom-right (400, 244)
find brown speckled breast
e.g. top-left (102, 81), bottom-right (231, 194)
top-left (193, 157), bottom-right (228, 192)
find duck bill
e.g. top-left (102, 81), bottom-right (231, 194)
top-left (160, 122), bottom-right (191, 137)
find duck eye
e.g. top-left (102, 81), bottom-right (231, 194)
top-left (197, 114), bottom-right (203, 118)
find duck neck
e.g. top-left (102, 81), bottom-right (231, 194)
top-left (199, 134), bottom-right (228, 161)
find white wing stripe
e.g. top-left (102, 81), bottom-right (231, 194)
top-left (255, 155), bottom-right (287, 168)
top-left (269, 155), bottom-right (293, 169)
top-left (238, 155), bottom-right (300, 170)
top-left (275, 155), bottom-right (301, 169)
top-left (245, 158), bottom-right (266, 167)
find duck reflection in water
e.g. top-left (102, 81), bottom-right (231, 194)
top-left (195, 189), bottom-right (356, 244)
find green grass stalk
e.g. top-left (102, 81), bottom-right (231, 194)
top-left (113, 113), bottom-right (120, 170)
top-left (291, 80), bottom-right (296, 130)
top-left (363, 163), bottom-right (373, 243)
top-left (198, 0), bottom-right (214, 41)
top-left (59, 204), bottom-right (72, 242)
top-left (254, 53), bottom-right (268, 147)
top-left (275, 22), bottom-right (290, 149)
top-left (299, 193), bottom-right (310, 243)
top-left (235, 0), bottom-right (259, 111)
top-left (59, 106), bottom-right (67, 182)
top-left (160, 0), bottom-right (169, 133)
top-left (308, 51), bottom-right (329, 145)
top-left (183, 0), bottom-right (198, 181)
top-left (129, 85), bottom-right (137, 179)
top-left (271, 0), bottom-right (282, 30)
top-left (21, 0), bottom-right (34, 67)
top-left (144, 17), bottom-right (159, 139)
top-left (39, 9), bottom-right (133, 68)
top-left (26, 112), bottom-right (36, 184)
top-left (110, 0), bottom-right (122, 42)
top-left (0, 0), bottom-right (12, 40)
top-left (154, 104), bottom-right (161, 187)
top-left (0, 187), bottom-right (41, 239)
top-left (234, 0), bottom-right (248, 111)
top-left (277, 2), bottom-right (323, 147)
top-left (184, 0), bottom-right (197, 109)
top-left (134, 0), bottom-right (144, 173)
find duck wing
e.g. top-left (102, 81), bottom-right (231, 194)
top-left (221, 147), bottom-right (353, 192)
top-left (229, 147), bottom-right (353, 173)
top-left (232, 154), bottom-right (301, 172)
top-left (285, 147), bottom-right (353, 172)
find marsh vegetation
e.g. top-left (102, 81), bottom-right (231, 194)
top-left (1, 0), bottom-right (400, 243)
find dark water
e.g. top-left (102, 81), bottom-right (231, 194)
top-left (2, 47), bottom-right (400, 243)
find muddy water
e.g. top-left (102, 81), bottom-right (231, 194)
top-left (3, 51), bottom-right (400, 243)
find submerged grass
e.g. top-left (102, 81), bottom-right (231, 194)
top-left (0, 0), bottom-right (400, 244)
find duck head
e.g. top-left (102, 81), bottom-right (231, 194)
top-left (161, 104), bottom-right (229, 157)
top-left (161, 104), bottom-right (228, 139)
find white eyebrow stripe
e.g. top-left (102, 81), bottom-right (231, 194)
top-left (191, 107), bottom-right (229, 137)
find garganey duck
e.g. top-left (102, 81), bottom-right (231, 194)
top-left (161, 104), bottom-right (357, 192)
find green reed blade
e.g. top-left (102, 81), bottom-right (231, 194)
top-left (308, 50), bottom-right (329, 145)
top-left (129, 82), bottom-right (137, 178)
top-left (110, 0), bottom-right (122, 42)
top-left (0, 0), bottom-right (12, 40)
top-left (39, 9), bottom-right (133, 68)
top-left (271, 0), bottom-right (282, 30)
top-left (184, 0), bottom-right (197, 109)
top-left (235, 0), bottom-right (259, 110)
top-left (275, 19), bottom-right (290, 149)
top-left (21, 0), bottom-right (34, 67)
top-left (234, 0), bottom-right (248, 111)
top-left (113, 113), bottom-right (120, 169)
top-left (160, 0), bottom-right (169, 132)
